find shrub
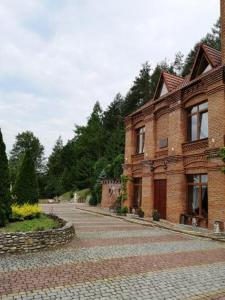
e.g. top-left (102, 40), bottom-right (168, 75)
top-left (13, 149), bottom-right (39, 205)
top-left (11, 204), bottom-right (42, 221)
top-left (121, 206), bottom-right (128, 215)
top-left (0, 129), bottom-right (11, 226)
top-left (152, 209), bottom-right (160, 221)
top-left (136, 208), bottom-right (144, 218)
top-left (116, 207), bottom-right (122, 215)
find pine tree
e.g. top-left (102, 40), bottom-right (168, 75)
top-left (45, 137), bottom-right (64, 197)
top-left (0, 129), bottom-right (11, 226)
top-left (14, 149), bottom-right (39, 205)
top-left (182, 18), bottom-right (221, 77)
top-left (122, 62), bottom-right (151, 115)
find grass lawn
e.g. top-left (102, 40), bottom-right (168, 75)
top-left (0, 214), bottom-right (60, 233)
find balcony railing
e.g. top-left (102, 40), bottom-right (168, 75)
top-left (182, 138), bottom-right (208, 153)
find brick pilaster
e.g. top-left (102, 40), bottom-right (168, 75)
top-left (221, 0), bottom-right (225, 65)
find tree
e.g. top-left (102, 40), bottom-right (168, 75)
top-left (182, 18), bottom-right (221, 77)
top-left (103, 94), bottom-right (125, 161)
top-left (9, 131), bottom-right (45, 186)
top-left (0, 129), bottom-right (11, 226)
top-left (14, 149), bottom-right (39, 204)
top-left (45, 137), bottom-right (64, 197)
top-left (72, 102), bottom-right (105, 190)
top-left (173, 52), bottom-right (184, 76)
top-left (122, 62), bottom-right (152, 115)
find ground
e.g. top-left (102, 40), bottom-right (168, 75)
top-left (1, 204), bottom-right (225, 300)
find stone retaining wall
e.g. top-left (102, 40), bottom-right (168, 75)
top-left (0, 215), bottom-right (75, 255)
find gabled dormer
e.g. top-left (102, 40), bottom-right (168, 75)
top-left (154, 72), bottom-right (184, 100)
top-left (190, 43), bottom-right (221, 80)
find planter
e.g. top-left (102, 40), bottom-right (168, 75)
top-left (152, 210), bottom-right (160, 222)
top-left (0, 215), bottom-right (75, 255)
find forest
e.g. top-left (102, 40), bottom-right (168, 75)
top-left (5, 19), bottom-right (221, 205)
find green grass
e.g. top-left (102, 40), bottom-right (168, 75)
top-left (76, 188), bottom-right (91, 199)
top-left (0, 214), bottom-right (60, 233)
top-left (60, 191), bottom-right (73, 201)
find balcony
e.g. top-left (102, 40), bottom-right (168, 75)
top-left (182, 138), bottom-right (208, 153)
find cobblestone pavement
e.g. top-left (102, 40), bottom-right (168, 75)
top-left (1, 204), bottom-right (225, 299)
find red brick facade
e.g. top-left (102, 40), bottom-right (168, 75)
top-left (123, 1), bottom-right (225, 228)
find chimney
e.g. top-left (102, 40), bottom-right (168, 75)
top-left (221, 0), bottom-right (225, 64)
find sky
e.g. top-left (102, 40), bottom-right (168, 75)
top-left (0, 0), bottom-right (220, 156)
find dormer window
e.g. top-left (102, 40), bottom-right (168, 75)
top-left (195, 54), bottom-right (212, 77)
top-left (159, 82), bottom-right (168, 97)
top-left (190, 44), bottom-right (221, 80)
top-left (153, 72), bottom-right (184, 100)
top-left (136, 127), bottom-right (145, 154)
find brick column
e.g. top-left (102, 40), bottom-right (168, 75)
top-left (166, 170), bottom-right (186, 223)
top-left (142, 174), bottom-right (154, 217)
top-left (221, 0), bottom-right (225, 65)
top-left (208, 167), bottom-right (225, 228)
top-left (208, 87), bottom-right (225, 148)
top-left (144, 116), bottom-right (155, 160)
top-left (124, 117), bottom-right (135, 164)
top-left (168, 107), bottom-right (186, 156)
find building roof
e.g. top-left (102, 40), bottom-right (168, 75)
top-left (128, 44), bottom-right (222, 118)
top-left (190, 43), bottom-right (221, 80)
top-left (202, 44), bottom-right (221, 67)
top-left (153, 72), bottom-right (184, 100)
top-left (163, 72), bottom-right (185, 91)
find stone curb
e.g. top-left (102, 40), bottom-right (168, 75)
top-left (0, 214), bottom-right (75, 255)
top-left (76, 207), bottom-right (225, 243)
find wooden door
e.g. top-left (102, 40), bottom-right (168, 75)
top-left (154, 180), bottom-right (167, 219)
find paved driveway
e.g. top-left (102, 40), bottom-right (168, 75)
top-left (1, 204), bottom-right (225, 300)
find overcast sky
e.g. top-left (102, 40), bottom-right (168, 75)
top-left (0, 0), bottom-right (220, 156)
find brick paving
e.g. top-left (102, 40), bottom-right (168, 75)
top-left (1, 204), bottom-right (225, 299)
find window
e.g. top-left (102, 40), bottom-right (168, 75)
top-left (136, 127), bottom-right (145, 154)
top-left (196, 55), bottom-right (212, 77)
top-left (187, 174), bottom-right (208, 218)
top-left (188, 102), bottom-right (208, 142)
top-left (159, 82), bottom-right (168, 97)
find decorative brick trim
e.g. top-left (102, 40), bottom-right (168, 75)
top-left (0, 215), bottom-right (75, 255)
top-left (184, 153), bottom-right (208, 167)
top-left (102, 180), bottom-right (121, 184)
top-left (132, 153), bottom-right (144, 163)
top-left (182, 139), bottom-right (209, 153)
top-left (155, 149), bottom-right (168, 158)
top-left (206, 85), bottom-right (224, 96)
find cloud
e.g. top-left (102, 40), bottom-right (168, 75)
top-left (0, 0), bottom-right (219, 155)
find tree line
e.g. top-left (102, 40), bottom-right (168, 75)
top-left (0, 19), bottom-right (220, 221)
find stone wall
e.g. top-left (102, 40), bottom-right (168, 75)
top-left (0, 215), bottom-right (75, 255)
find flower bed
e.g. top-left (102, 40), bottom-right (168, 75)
top-left (0, 215), bottom-right (75, 255)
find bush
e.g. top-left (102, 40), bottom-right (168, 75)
top-left (121, 206), bottom-right (128, 215)
top-left (152, 209), bottom-right (160, 221)
top-left (136, 208), bottom-right (144, 218)
top-left (11, 204), bottom-right (42, 221)
top-left (116, 207), bottom-right (122, 215)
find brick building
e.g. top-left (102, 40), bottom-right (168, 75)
top-left (123, 0), bottom-right (225, 228)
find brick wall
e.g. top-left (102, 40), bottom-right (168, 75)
top-left (221, 0), bottom-right (225, 64)
top-left (101, 181), bottom-right (121, 209)
top-left (156, 113), bottom-right (168, 151)
top-left (123, 3), bottom-right (225, 228)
